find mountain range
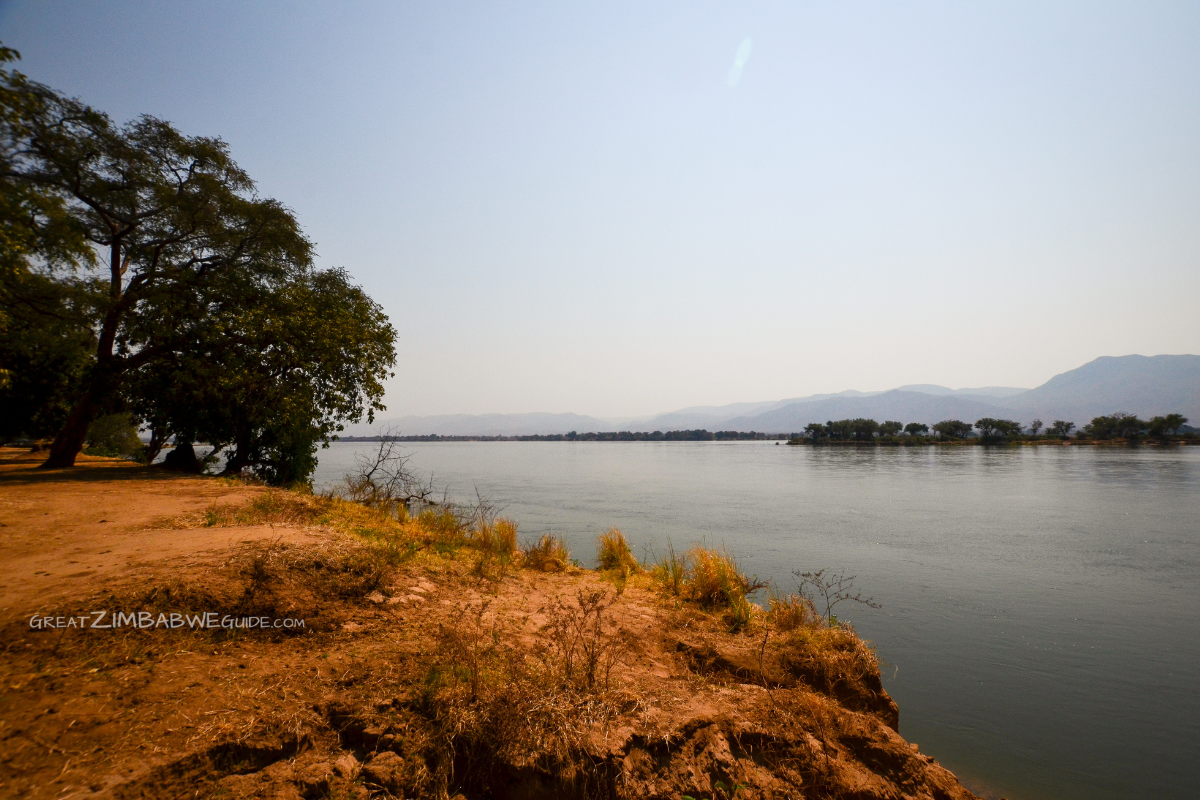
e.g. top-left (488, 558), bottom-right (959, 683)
top-left (347, 354), bottom-right (1200, 436)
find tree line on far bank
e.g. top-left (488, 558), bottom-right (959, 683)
top-left (0, 44), bottom-right (396, 484)
top-left (791, 413), bottom-right (1190, 443)
top-left (341, 413), bottom-right (1193, 445)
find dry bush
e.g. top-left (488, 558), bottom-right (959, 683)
top-left (774, 623), bottom-right (883, 703)
top-left (687, 546), bottom-right (761, 609)
top-left (597, 528), bottom-right (639, 573)
top-left (523, 534), bottom-right (571, 572)
top-left (331, 434), bottom-right (441, 519)
top-left (421, 599), bottom-right (632, 796)
top-left (767, 590), bottom-right (816, 633)
top-left (542, 589), bottom-right (630, 693)
top-left (469, 517), bottom-right (520, 581)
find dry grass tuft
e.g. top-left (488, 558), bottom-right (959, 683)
top-left (523, 534), bottom-right (572, 572)
top-left (767, 590), bottom-right (816, 633)
top-left (597, 528), bottom-right (639, 573)
top-left (686, 546), bottom-right (756, 608)
top-left (650, 540), bottom-right (688, 597)
top-left (468, 517), bottom-right (520, 581)
top-left (649, 544), bottom-right (765, 631)
top-left (773, 621), bottom-right (884, 707)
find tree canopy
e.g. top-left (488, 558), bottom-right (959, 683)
top-left (974, 418), bottom-right (1022, 439)
top-left (932, 420), bottom-right (972, 439)
top-left (0, 45), bottom-right (396, 482)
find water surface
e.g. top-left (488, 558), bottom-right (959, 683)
top-left (313, 441), bottom-right (1200, 800)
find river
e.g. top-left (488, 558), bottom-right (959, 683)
top-left (312, 441), bottom-right (1200, 800)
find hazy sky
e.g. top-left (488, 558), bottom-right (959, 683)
top-left (3, 1), bottom-right (1198, 418)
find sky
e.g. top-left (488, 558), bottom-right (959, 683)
top-left (2, 1), bottom-right (1198, 418)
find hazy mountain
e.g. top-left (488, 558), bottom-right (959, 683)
top-left (344, 412), bottom-right (617, 437)
top-left (896, 384), bottom-right (1029, 398)
top-left (724, 391), bottom-right (1008, 432)
top-left (631, 390), bottom-right (879, 431)
top-left (996, 354), bottom-right (1200, 423)
top-left (342, 354), bottom-right (1197, 436)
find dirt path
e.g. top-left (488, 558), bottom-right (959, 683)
top-left (0, 450), bottom-right (317, 626)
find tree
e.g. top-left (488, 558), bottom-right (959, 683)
top-left (124, 266), bottom-right (395, 483)
top-left (826, 419), bottom-right (853, 441)
top-left (878, 420), bottom-right (903, 437)
top-left (1029, 419), bottom-right (1043, 436)
top-left (975, 418), bottom-right (1022, 439)
top-left (1147, 414), bottom-right (1187, 438)
top-left (1, 50), bottom-right (397, 478)
top-left (0, 265), bottom-right (98, 441)
top-left (1085, 413), bottom-right (1146, 440)
top-left (850, 418), bottom-right (879, 441)
top-left (803, 422), bottom-right (827, 441)
top-left (1048, 420), bottom-right (1074, 437)
top-left (932, 419), bottom-right (971, 439)
top-left (904, 422), bottom-right (929, 436)
top-left (0, 44), bottom-right (99, 440)
top-left (1, 59), bottom-right (363, 468)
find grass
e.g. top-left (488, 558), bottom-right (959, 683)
top-left (772, 622), bottom-right (884, 706)
top-left (523, 534), bottom-right (572, 572)
top-left (597, 528), bottom-right (639, 573)
top-left (467, 517), bottom-right (520, 582)
top-left (766, 589), bottom-right (814, 633)
top-left (649, 544), bottom-right (766, 631)
top-left (650, 540), bottom-right (688, 598)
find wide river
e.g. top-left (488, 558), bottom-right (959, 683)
top-left (313, 441), bottom-right (1200, 800)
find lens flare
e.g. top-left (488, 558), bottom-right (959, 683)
top-left (726, 36), bottom-right (753, 87)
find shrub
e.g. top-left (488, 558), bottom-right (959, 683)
top-left (597, 528), bottom-right (639, 573)
top-left (470, 518), bottom-right (519, 581)
top-left (687, 545), bottom-right (754, 608)
top-left (774, 623), bottom-right (883, 704)
top-left (83, 413), bottom-right (144, 459)
top-left (767, 589), bottom-right (814, 633)
top-left (415, 507), bottom-right (466, 554)
top-left (650, 540), bottom-right (688, 597)
top-left (523, 534), bottom-right (571, 572)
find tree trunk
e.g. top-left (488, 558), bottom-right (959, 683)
top-left (220, 424), bottom-right (254, 477)
top-left (42, 238), bottom-right (125, 469)
top-left (144, 426), bottom-right (167, 464)
top-left (40, 392), bottom-right (97, 468)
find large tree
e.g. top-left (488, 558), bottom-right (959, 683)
top-left (0, 45), bottom-right (99, 437)
top-left (932, 419), bottom-right (972, 439)
top-left (0, 47), bottom-right (396, 474)
top-left (127, 266), bottom-right (394, 483)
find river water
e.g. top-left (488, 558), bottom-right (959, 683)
top-left (312, 441), bottom-right (1200, 800)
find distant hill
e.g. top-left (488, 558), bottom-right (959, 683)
top-left (344, 354), bottom-right (1198, 436)
top-left (724, 391), bottom-right (1008, 432)
top-left (896, 384), bottom-right (1028, 398)
top-left (631, 390), bottom-right (877, 431)
top-left (996, 354), bottom-right (1200, 423)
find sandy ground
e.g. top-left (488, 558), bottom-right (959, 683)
top-left (0, 450), bottom-right (317, 626)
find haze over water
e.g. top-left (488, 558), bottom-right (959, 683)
top-left (315, 441), bottom-right (1200, 800)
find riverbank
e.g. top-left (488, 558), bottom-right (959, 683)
top-left (0, 449), bottom-right (981, 799)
